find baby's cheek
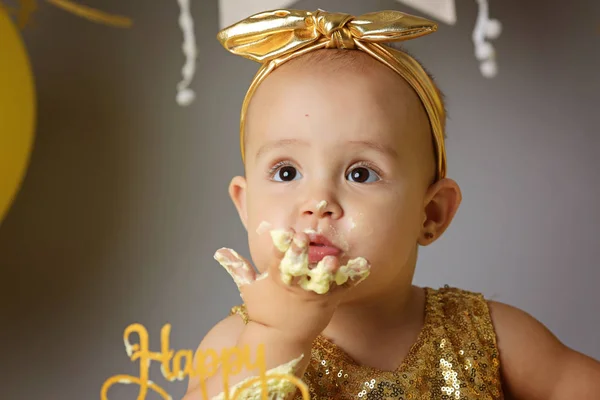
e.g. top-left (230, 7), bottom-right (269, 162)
top-left (342, 212), bottom-right (374, 237)
top-left (248, 228), bottom-right (275, 272)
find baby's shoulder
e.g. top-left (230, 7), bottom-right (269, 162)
top-left (424, 286), bottom-right (499, 349)
top-left (192, 313), bottom-right (246, 360)
top-left (426, 285), bottom-right (493, 319)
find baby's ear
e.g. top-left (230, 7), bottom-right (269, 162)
top-left (229, 176), bottom-right (248, 230)
top-left (418, 178), bottom-right (462, 245)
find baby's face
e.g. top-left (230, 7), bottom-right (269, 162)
top-left (230, 53), bottom-right (439, 298)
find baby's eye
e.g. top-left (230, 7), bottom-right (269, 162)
top-left (272, 165), bottom-right (302, 182)
top-left (346, 166), bottom-right (381, 183)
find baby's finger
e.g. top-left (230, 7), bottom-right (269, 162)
top-left (270, 228), bottom-right (295, 253)
top-left (214, 248), bottom-right (256, 289)
top-left (291, 232), bottom-right (309, 254)
top-left (273, 231), bottom-right (309, 286)
top-left (322, 255), bottom-right (339, 273)
top-left (267, 228), bottom-right (293, 278)
top-left (298, 255), bottom-right (339, 294)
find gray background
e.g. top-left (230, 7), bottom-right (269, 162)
top-left (1, 0), bottom-right (598, 399)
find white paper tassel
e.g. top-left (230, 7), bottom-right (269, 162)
top-left (472, 0), bottom-right (502, 78)
top-left (176, 0), bottom-right (197, 106)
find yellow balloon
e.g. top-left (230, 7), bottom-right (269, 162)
top-left (0, 7), bottom-right (35, 225)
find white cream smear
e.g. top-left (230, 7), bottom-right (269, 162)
top-left (271, 231), bottom-right (308, 285)
top-left (316, 200), bottom-right (328, 212)
top-left (214, 248), bottom-right (252, 287)
top-left (351, 213), bottom-right (373, 236)
top-left (211, 354), bottom-right (304, 400)
top-left (270, 229), bottom-right (370, 294)
top-left (327, 224), bottom-right (349, 252)
top-left (124, 338), bottom-right (133, 357)
top-left (270, 230), bottom-right (293, 253)
top-left (255, 272), bottom-right (269, 281)
top-left (348, 216), bottom-right (357, 231)
top-left (256, 220), bottom-right (272, 235)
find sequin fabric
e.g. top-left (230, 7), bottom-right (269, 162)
top-left (230, 287), bottom-right (503, 399)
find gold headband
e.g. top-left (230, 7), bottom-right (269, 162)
top-left (217, 9), bottom-right (447, 180)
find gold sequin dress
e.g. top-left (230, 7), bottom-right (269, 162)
top-left (230, 287), bottom-right (503, 399)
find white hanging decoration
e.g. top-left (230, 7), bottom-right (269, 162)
top-left (176, 0), bottom-right (197, 106)
top-left (472, 0), bottom-right (502, 78)
top-left (209, 0), bottom-right (502, 106)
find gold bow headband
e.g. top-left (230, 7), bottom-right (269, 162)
top-left (217, 9), bottom-right (447, 180)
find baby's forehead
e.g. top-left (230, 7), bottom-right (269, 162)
top-left (278, 48), bottom-right (444, 111)
top-left (247, 49), bottom-right (427, 127)
top-left (274, 49), bottom-right (414, 90)
top-left (247, 57), bottom-right (431, 150)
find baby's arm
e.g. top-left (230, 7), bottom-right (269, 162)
top-left (489, 301), bottom-right (600, 399)
top-left (183, 229), bottom-right (369, 400)
top-left (184, 315), bottom-right (244, 397)
top-left (183, 314), bottom-right (312, 400)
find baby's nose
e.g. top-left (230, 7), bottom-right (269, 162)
top-left (303, 199), bottom-right (343, 219)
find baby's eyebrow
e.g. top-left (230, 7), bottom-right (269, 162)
top-left (347, 140), bottom-right (398, 159)
top-left (256, 138), bottom-right (309, 159)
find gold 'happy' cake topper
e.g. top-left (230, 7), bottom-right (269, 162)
top-left (101, 323), bottom-right (310, 400)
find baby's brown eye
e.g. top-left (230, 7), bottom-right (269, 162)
top-left (273, 165), bottom-right (300, 182)
top-left (346, 166), bottom-right (380, 183)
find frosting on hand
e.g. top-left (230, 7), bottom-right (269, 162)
top-left (211, 354), bottom-right (305, 400)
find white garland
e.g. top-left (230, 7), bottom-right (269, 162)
top-left (472, 0), bottom-right (502, 78)
top-left (176, 0), bottom-right (197, 106)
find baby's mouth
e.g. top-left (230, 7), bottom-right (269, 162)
top-left (307, 234), bottom-right (342, 263)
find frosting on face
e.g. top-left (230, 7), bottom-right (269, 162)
top-left (270, 229), bottom-right (370, 294)
top-left (316, 200), bottom-right (328, 212)
top-left (256, 220), bottom-right (273, 235)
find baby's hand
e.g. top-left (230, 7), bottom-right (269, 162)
top-left (214, 228), bottom-right (370, 345)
